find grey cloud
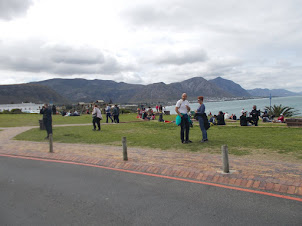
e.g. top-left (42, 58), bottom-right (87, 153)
top-left (122, 0), bottom-right (302, 42)
top-left (50, 46), bottom-right (105, 65)
top-left (0, 0), bottom-right (33, 20)
top-left (155, 49), bottom-right (208, 65)
top-left (0, 41), bottom-right (134, 75)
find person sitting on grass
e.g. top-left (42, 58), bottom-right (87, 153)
top-left (274, 114), bottom-right (285, 123)
top-left (209, 115), bottom-right (217, 125)
top-left (217, 111), bottom-right (226, 125)
top-left (262, 110), bottom-right (271, 122)
top-left (240, 112), bottom-right (251, 126)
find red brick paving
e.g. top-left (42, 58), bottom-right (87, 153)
top-left (0, 125), bottom-right (302, 197)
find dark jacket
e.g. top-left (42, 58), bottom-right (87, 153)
top-left (240, 115), bottom-right (248, 126)
top-left (250, 109), bottom-right (260, 121)
top-left (40, 107), bottom-right (52, 121)
top-left (216, 114), bottom-right (225, 125)
top-left (112, 106), bottom-right (119, 116)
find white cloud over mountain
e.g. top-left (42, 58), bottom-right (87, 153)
top-left (0, 0), bottom-right (302, 92)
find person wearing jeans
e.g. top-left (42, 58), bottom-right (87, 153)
top-left (105, 104), bottom-right (113, 123)
top-left (175, 93), bottom-right (192, 144)
top-left (195, 96), bottom-right (208, 142)
top-left (92, 105), bottom-right (102, 131)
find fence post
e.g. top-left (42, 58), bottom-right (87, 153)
top-left (221, 145), bottom-right (229, 173)
top-left (122, 137), bottom-right (128, 161)
top-left (49, 134), bottom-right (53, 153)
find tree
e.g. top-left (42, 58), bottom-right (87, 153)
top-left (264, 104), bottom-right (298, 117)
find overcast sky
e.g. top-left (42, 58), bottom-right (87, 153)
top-left (0, 0), bottom-right (302, 92)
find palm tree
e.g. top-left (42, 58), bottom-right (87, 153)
top-left (264, 104), bottom-right (298, 117)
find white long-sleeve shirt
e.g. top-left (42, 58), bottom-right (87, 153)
top-left (92, 107), bottom-right (102, 119)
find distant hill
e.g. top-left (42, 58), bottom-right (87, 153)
top-left (2, 76), bottom-right (300, 105)
top-left (0, 84), bottom-right (70, 104)
top-left (247, 88), bottom-right (300, 97)
top-left (32, 77), bottom-right (233, 103)
top-left (209, 77), bottom-right (251, 97)
top-left (33, 78), bottom-right (144, 103)
top-left (170, 77), bottom-right (233, 99)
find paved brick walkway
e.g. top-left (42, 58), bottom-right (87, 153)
top-left (0, 125), bottom-right (301, 197)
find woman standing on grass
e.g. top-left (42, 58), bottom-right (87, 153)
top-left (195, 96), bottom-right (208, 143)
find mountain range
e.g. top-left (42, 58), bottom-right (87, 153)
top-left (0, 77), bottom-right (300, 104)
top-left (0, 84), bottom-right (70, 104)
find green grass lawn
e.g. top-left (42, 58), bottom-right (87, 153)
top-left (0, 113), bottom-right (146, 127)
top-left (0, 113), bottom-right (287, 127)
top-left (14, 120), bottom-right (302, 160)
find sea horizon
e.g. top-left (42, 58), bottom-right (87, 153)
top-left (164, 96), bottom-right (302, 117)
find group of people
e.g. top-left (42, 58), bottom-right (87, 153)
top-left (207, 111), bottom-right (226, 126)
top-left (62, 110), bottom-right (80, 116)
top-left (175, 93), bottom-right (209, 144)
top-left (239, 106), bottom-right (285, 126)
top-left (138, 107), bottom-right (156, 120)
top-left (175, 93), bottom-right (284, 144)
top-left (239, 105), bottom-right (261, 126)
top-left (92, 104), bottom-right (120, 131)
top-left (207, 106), bottom-right (273, 127)
top-left (239, 106), bottom-right (259, 126)
top-left (105, 104), bottom-right (120, 123)
top-left (137, 105), bottom-right (166, 121)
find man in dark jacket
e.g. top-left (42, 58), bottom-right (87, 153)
top-left (40, 104), bottom-right (52, 139)
top-left (250, 105), bottom-right (260, 126)
top-left (112, 105), bottom-right (120, 123)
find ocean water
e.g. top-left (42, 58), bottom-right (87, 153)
top-left (164, 96), bottom-right (302, 116)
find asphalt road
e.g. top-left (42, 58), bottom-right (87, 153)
top-left (0, 156), bottom-right (301, 226)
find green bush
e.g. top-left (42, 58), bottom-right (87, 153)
top-left (10, 109), bottom-right (23, 114)
top-left (1, 110), bottom-right (12, 114)
top-left (121, 109), bottom-right (132, 114)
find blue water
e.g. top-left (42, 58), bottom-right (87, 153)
top-left (164, 96), bottom-right (302, 116)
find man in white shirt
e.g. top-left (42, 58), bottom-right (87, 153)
top-left (92, 104), bottom-right (102, 131)
top-left (175, 93), bottom-right (192, 144)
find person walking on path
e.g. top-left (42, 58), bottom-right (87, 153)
top-left (105, 104), bottom-right (114, 123)
top-left (250, 105), bottom-right (260, 126)
top-left (40, 103), bottom-right (52, 139)
top-left (195, 96), bottom-right (208, 142)
top-left (112, 104), bottom-right (120, 123)
top-left (92, 104), bottom-right (102, 131)
top-left (175, 93), bottom-right (192, 144)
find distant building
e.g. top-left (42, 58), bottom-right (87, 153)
top-left (0, 102), bottom-right (44, 113)
top-left (96, 100), bottom-right (105, 104)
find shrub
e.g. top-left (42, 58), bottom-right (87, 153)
top-left (264, 104), bottom-right (298, 117)
top-left (10, 109), bottom-right (23, 114)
